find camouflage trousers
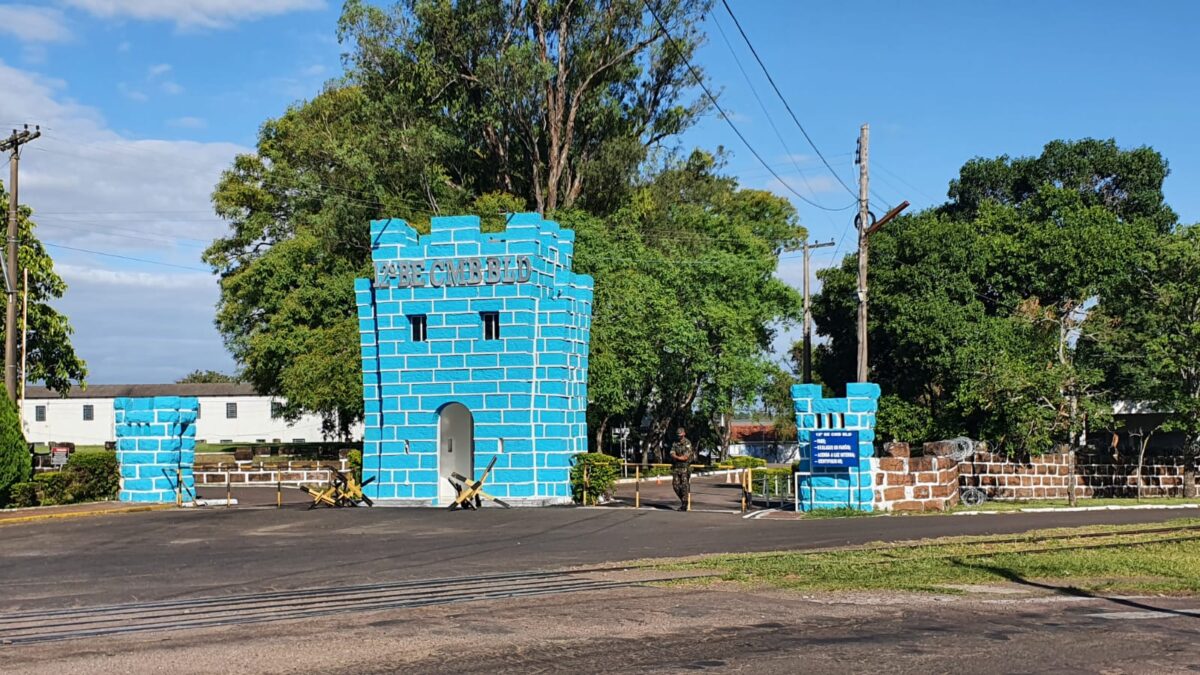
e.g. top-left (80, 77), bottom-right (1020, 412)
top-left (672, 467), bottom-right (691, 503)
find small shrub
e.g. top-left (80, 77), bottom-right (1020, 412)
top-left (64, 450), bottom-right (119, 502)
top-left (8, 482), bottom-right (39, 508)
top-left (728, 456), bottom-right (766, 469)
top-left (0, 394), bottom-right (31, 505)
top-left (348, 449), bottom-right (363, 482)
top-left (570, 453), bottom-right (621, 504)
top-left (32, 471), bottom-right (71, 506)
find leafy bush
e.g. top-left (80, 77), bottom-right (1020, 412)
top-left (32, 471), bottom-right (70, 505)
top-left (348, 449), bottom-right (363, 482)
top-left (8, 482), bottom-right (38, 508)
top-left (64, 450), bottom-right (119, 502)
top-left (570, 453), bottom-right (621, 504)
top-left (726, 456), bottom-right (766, 469)
top-left (0, 394), bottom-right (31, 506)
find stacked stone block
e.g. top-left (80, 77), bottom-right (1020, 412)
top-left (115, 396), bottom-right (197, 503)
top-left (356, 213), bottom-right (592, 505)
top-left (874, 443), bottom-right (960, 511)
top-left (792, 383), bottom-right (879, 512)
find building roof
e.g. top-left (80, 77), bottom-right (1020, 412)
top-left (23, 383), bottom-right (260, 400)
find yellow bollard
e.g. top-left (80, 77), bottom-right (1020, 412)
top-left (583, 464), bottom-right (590, 506)
top-left (687, 489), bottom-right (692, 512)
top-left (226, 474), bottom-right (231, 508)
top-left (635, 465), bottom-right (641, 509)
top-left (276, 480), bottom-right (282, 509)
top-left (176, 468), bottom-right (182, 507)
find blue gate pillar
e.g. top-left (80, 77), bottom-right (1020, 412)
top-left (792, 383), bottom-right (879, 511)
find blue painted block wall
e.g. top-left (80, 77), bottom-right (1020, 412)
top-left (356, 213), bottom-right (593, 505)
top-left (115, 396), bottom-right (198, 503)
top-left (792, 383), bottom-right (880, 512)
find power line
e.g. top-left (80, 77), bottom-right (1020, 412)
top-left (41, 242), bottom-right (208, 272)
top-left (710, 14), bottom-right (849, 212)
top-left (643, 1), bottom-right (855, 212)
top-left (718, 0), bottom-right (858, 200)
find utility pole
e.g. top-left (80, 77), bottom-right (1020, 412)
top-left (2, 125), bottom-right (39, 402)
top-left (855, 124), bottom-right (871, 383)
top-left (854, 124), bottom-right (912, 383)
top-left (801, 239), bottom-right (834, 384)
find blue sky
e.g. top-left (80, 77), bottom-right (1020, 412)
top-left (0, 1), bottom-right (1197, 384)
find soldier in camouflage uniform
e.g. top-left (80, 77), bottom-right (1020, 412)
top-left (669, 427), bottom-right (693, 511)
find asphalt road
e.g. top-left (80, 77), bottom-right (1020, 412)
top-left (2, 504), bottom-right (1196, 612)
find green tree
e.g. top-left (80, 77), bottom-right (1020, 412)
top-left (176, 370), bottom-right (241, 384)
top-left (0, 184), bottom-right (87, 394)
top-left (813, 139), bottom-right (1169, 452)
top-left (0, 392), bottom-right (31, 505)
top-left (571, 150), bottom-right (803, 461)
top-left (338, 0), bottom-right (709, 215)
top-left (1081, 225), bottom-right (1200, 454)
top-left (207, 0), bottom-right (712, 433)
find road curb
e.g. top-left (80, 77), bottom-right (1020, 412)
top-left (0, 503), bottom-right (175, 527)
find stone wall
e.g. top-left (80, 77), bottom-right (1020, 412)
top-left (873, 443), bottom-right (959, 512)
top-left (959, 451), bottom-right (1198, 499)
top-left (115, 396), bottom-right (197, 503)
top-left (792, 382), bottom-right (879, 512)
top-left (193, 459), bottom-right (350, 486)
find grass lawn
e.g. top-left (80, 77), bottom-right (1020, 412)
top-left (662, 518), bottom-right (1200, 595)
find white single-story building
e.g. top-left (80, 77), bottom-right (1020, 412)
top-left (20, 384), bottom-right (360, 446)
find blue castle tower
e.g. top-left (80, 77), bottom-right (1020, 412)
top-left (354, 213), bottom-right (593, 505)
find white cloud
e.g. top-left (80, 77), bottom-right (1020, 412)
top-left (160, 80), bottom-right (183, 95)
top-left (168, 115), bottom-right (206, 129)
top-left (148, 63), bottom-right (171, 77)
top-left (765, 174), bottom-right (842, 197)
top-left (117, 82), bottom-right (147, 102)
top-left (0, 5), bottom-right (71, 43)
top-left (0, 59), bottom-right (247, 383)
top-left (116, 40), bottom-right (131, 52)
top-left (60, 0), bottom-right (325, 29)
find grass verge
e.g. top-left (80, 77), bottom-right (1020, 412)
top-left (954, 497), bottom-right (1200, 513)
top-left (661, 518), bottom-right (1200, 595)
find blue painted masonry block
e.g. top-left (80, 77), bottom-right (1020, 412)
top-left (792, 383), bottom-right (880, 512)
top-left (115, 396), bottom-right (198, 503)
top-left (357, 214), bottom-right (593, 506)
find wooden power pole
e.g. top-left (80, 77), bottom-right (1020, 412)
top-left (801, 239), bottom-right (834, 383)
top-left (2, 124), bottom-right (39, 402)
top-left (853, 123), bottom-right (910, 384)
top-left (855, 124), bottom-right (870, 383)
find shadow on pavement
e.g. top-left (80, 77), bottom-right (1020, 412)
top-left (956, 561), bottom-right (1200, 620)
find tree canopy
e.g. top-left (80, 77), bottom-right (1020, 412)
top-left (205, 1), bottom-right (803, 447)
top-left (176, 370), bottom-right (241, 384)
top-left (813, 139), bottom-right (1174, 453)
top-left (0, 183), bottom-right (87, 395)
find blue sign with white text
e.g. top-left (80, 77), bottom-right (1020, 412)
top-left (812, 430), bottom-right (859, 468)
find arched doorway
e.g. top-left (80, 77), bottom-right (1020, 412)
top-left (437, 402), bottom-right (474, 504)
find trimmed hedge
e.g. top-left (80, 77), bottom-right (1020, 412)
top-left (65, 450), bottom-right (119, 501)
top-left (726, 456), bottom-right (767, 469)
top-left (8, 482), bottom-right (38, 508)
top-left (8, 451), bottom-right (120, 508)
top-left (348, 449), bottom-right (363, 482)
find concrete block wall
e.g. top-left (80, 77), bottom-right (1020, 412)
top-left (356, 213), bottom-right (593, 505)
top-left (115, 396), bottom-right (197, 503)
top-left (792, 382), bottom-right (879, 511)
